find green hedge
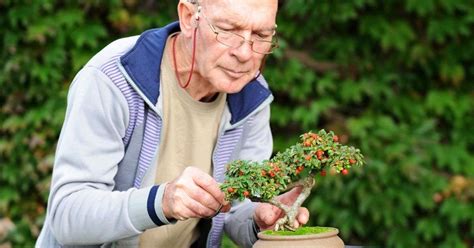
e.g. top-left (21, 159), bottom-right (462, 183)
top-left (1, 1), bottom-right (473, 247)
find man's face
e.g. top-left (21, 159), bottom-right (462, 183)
top-left (194, 0), bottom-right (278, 93)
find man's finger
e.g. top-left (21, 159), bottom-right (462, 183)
top-left (297, 207), bottom-right (310, 224)
top-left (186, 184), bottom-right (222, 212)
top-left (220, 203), bottom-right (231, 213)
top-left (260, 204), bottom-right (282, 225)
top-left (277, 186), bottom-right (303, 205)
top-left (182, 194), bottom-right (216, 218)
top-left (293, 220), bottom-right (300, 229)
top-left (188, 167), bottom-right (226, 204)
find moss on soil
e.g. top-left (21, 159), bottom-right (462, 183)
top-left (262, 226), bottom-right (333, 236)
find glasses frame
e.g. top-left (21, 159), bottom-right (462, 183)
top-left (198, 9), bottom-right (279, 55)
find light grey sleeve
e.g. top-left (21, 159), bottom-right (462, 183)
top-left (128, 183), bottom-right (176, 231)
top-left (224, 103), bottom-right (273, 247)
top-left (235, 104), bottom-right (273, 162)
top-left (224, 200), bottom-right (260, 248)
top-left (47, 66), bottom-right (146, 245)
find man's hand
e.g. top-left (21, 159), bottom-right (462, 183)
top-left (162, 167), bottom-right (231, 221)
top-left (253, 187), bottom-right (310, 230)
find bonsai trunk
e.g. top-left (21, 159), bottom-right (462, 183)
top-left (267, 176), bottom-right (315, 231)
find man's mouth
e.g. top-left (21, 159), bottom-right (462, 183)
top-left (221, 67), bottom-right (248, 78)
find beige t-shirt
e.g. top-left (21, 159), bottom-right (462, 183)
top-left (139, 35), bottom-right (227, 247)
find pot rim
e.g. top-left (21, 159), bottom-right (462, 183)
top-left (257, 227), bottom-right (339, 241)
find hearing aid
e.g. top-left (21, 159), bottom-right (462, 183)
top-left (195, 6), bottom-right (201, 21)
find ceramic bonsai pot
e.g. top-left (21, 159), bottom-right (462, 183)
top-left (253, 227), bottom-right (344, 248)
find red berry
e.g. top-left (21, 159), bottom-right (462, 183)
top-left (303, 141), bottom-right (311, 147)
top-left (320, 170), bottom-right (327, 176)
top-left (305, 155), bottom-right (312, 161)
top-left (269, 171), bottom-right (275, 177)
top-left (227, 187), bottom-right (235, 193)
top-left (243, 191), bottom-right (250, 197)
top-left (349, 159), bottom-right (356, 164)
top-left (316, 151), bottom-right (323, 160)
top-left (333, 135), bottom-right (339, 142)
top-left (341, 169), bottom-right (349, 175)
top-left (261, 170), bottom-right (267, 176)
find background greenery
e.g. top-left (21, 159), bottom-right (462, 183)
top-left (1, 0), bottom-right (473, 247)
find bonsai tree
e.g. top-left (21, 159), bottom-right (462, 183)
top-left (220, 129), bottom-right (364, 231)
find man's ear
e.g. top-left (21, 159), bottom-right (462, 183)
top-left (177, 1), bottom-right (199, 38)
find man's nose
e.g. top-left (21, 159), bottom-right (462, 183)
top-left (230, 35), bottom-right (253, 62)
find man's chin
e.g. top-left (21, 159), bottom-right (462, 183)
top-left (220, 77), bottom-right (255, 94)
top-left (220, 84), bottom-right (242, 94)
top-left (212, 71), bottom-right (256, 93)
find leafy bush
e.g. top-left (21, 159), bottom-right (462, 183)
top-left (269, 1), bottom-right (474, 247)
top-left (0, 1), bottom-right (175, 246)
top-left (1, 1), bottom-right (473, 247)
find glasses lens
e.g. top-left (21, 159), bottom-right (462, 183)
top-left (216, 31), bottom-right (277, 54)
top-left (216, 32), bottom-right (243, 48)
top-left (253, 41), bottom-right (274, 54)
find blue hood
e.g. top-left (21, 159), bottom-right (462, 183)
top-left (120, 22), bottom-right (272, 125)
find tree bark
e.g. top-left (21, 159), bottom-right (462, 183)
top-left (268, 176), bottom-right (316, 231)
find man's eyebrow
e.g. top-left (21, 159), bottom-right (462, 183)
top-left (211, 17), bottom-right (276, 32)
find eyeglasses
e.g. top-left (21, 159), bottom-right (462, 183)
top-left (199, 11), bottom-right (279, 54)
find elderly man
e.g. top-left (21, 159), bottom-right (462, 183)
top-left (36, 0), bottom-right (309, 247)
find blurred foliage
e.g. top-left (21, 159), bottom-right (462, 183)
top-left (1, 0), bottom-right (473, 247)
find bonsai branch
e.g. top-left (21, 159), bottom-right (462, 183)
top-left (269, 199), bottom-right (291, 212)
top-left (269, 176), bottom-right (316, 231)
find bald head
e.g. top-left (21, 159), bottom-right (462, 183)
top-left (180, 0), bottom-right (278, 16)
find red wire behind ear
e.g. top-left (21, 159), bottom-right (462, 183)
top-left (172, 28), bottom-right (198, 89)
